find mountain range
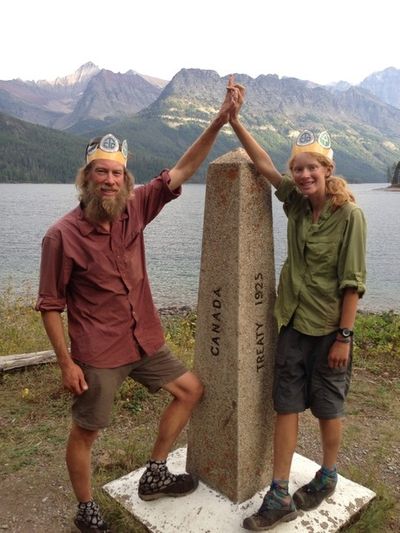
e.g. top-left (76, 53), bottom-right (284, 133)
top-left (1, 62), bottom-right (399, 183)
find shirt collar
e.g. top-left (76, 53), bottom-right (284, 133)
top-left (305, 197), bottom-right (333, 222)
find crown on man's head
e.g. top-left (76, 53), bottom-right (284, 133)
top-left (85, 133), bottom-right (128, 167)
top-left (291, 130), bottom-right (333, 162)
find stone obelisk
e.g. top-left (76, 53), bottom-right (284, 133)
top-left (186, 148), bottom-right (277, 503)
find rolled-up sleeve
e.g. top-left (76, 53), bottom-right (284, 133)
top-left (135, 169), bottom-right (182, 227)
top-left (338, 207), bottom-right (367, 296)
top-left (35, 229), bottom-right (72, 312)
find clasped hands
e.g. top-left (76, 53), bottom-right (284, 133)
top-left (218, 75), bottom-right (246, 124)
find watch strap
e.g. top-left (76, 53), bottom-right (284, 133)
top-left (335, 336), bottom-right (351, 344)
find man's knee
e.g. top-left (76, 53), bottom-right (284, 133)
top-left (190, 376), bottom-right (204, 404)
top-left (180, 373), bottom-right (204, 406)
top-left (69, 422), bottom-right (100, 447)
top-left (165, 372), bottom-right (204, 406)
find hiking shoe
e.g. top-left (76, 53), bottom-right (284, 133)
top-left (138, 472), bottom-right (199, 501)
top-left (293, 471), bottom-right (337, 511)
top-left (243, 508), bottom-right (299, 531)
top-left (74, 501), bottom-right (110, 532)
top-left (74, 518), bottom-right (110, 532)
top-left (243, 490), bottom-right (298, 531)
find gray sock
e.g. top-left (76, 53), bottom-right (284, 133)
top-left (76, 500), bottom-right (107, 528)
top-left (139, 459), bottom-right (177, 493)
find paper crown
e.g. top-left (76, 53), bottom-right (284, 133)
top-left (291, 130), bottom-right (333, 161)
top-left (85, 133), bottom-right (128, 167)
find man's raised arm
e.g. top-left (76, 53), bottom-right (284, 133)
top-left (168, 85), bottom-right (237, 191)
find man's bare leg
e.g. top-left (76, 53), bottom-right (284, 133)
top-left (138, 371), bottom-right (203, 500)
top-left (66, 422), bottom-right (99, 502)
top-left (66, 423), bottom-right (110, 531)
top-left (151, 371), bottom-right (204, 459)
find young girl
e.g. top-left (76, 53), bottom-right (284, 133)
top-left (228, 80), bottom-right (367, 531)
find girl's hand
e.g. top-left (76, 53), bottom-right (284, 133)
top-left (227, 75), bottom-right (245, 122)
top-left (328, 340), bottom-right (351, 369)
top-left (215, 75), bottom-right (239, 125)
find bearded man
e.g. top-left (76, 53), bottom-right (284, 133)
top-left (36, 89), bottom-right (236, 532)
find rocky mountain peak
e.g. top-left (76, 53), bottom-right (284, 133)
top-left (45, 62), bottom-right (100, 87)
top-left (360, 66), bottom-right (400, 108)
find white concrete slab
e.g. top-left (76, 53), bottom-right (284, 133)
top-left (103, 447), bottom-right (375, 532)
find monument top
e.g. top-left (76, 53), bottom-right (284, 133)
top-left (211, 147), bottom-right (253, 165)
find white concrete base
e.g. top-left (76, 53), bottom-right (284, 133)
top-left (103, 447), bottom-right (375, 532)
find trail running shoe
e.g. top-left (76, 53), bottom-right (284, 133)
top-left (138, 471), bottom-right (199, 501)
top-left (243, 490), bottom-right (298, 531)
top-left (293, 470), bottom-right (337, 511)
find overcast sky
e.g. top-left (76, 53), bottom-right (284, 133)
top-left (2, 0), bottom-right (398, 85)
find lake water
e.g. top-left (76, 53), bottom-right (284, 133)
top-left (0, 183), bottom-right (399, 312)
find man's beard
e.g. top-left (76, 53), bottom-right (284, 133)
top-left (81, 180), bottom-right (130, 223)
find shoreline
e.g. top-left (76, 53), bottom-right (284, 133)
top-left (1, 292), bottom-right (399, 317)
top-left (158, 305), bottom-right (195, 317)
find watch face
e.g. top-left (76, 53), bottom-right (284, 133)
top-left (341, 328), bottom-right (352, 337)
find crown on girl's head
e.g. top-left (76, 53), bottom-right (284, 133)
top-left (291, 130), bottom-right (333, 161)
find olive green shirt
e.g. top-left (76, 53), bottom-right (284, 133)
top-left (274, 175), bottom-right (367, 335)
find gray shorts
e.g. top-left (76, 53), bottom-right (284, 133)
top-left (72, 344), bottom-right (188, 430)
top-left (273, 324), bottom-right (352, 419)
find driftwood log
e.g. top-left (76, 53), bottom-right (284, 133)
top-left (0, 350), bottom-right (56, 372)
top-left (0, 307), bottom-right (194, 373)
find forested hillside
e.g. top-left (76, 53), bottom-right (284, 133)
top-left (0, 113), bottom-right (84, 182)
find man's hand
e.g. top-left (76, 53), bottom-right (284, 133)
top-left (212, 76), bottom-right (238, 126)
top-left (328, 340), bottom-right (350, 369)
top-left (226, 75), bottom-right (246, 123)
top-left (61, 361), bottom-right (88, 395)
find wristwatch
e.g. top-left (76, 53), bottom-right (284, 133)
top-left (337, 328), bottom-right (353, 338)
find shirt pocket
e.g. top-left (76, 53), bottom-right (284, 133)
top-left (74, 252), bottom-right (123, 290)
top-left (305, 236), bottom-right (338, 274)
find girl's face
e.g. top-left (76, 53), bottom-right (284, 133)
top-left (291, 153), bottom-right (331, 198)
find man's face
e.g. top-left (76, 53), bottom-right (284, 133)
top-left (82, 159), bottom-right (129, 222)
top-left (88, 159), bottom-right (125, 196)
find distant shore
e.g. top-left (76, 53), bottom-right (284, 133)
top-left (158, 305), bottom-right (194, 317)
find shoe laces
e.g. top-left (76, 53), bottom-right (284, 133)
top-left (259, 489), bottom-right (293, 513)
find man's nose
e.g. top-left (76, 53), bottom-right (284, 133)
top-left (104, 171), bottom-right (116, 183)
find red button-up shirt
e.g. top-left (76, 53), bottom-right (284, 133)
top-left (36, 171), bottom-right (181, 368)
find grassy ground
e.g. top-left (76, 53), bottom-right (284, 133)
top-left (0, 287), bottom-right (399, 531)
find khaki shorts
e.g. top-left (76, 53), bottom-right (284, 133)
top-left (72, 344), bottom-right (188, 430)
top-left (273, 324), bottom-right (353, 419)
